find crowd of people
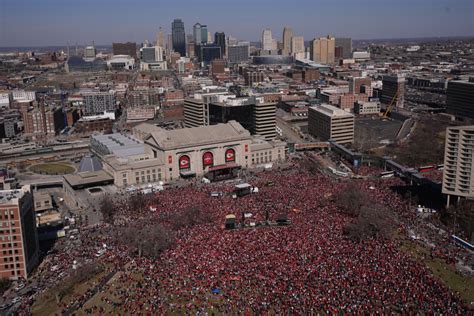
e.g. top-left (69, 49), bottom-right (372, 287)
top-left (16, 160), bottom-right (471, 314)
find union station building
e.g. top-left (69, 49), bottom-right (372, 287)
top-left (90, 121), bottom-right (286, 187)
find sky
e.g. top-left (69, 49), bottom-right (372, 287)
top-left (0, 0), bottom-right (473, 47)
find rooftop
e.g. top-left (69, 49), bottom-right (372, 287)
top-left (0, 185), bottom-right (30, 206)
top-left (79, 154), bottom-right (103, 172)
top-left (146, 121), bottom-right (252, 150)
top-left (449, 79), bottom-right (474, 86)
top-left (63, 170), bottom-right (114, 188)
top-left (91, 133), bottom-right (145, 157)
top-left (310, 104), bottom-right (354, 118)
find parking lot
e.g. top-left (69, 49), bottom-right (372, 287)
top-left (354, 117), bottom-right (403, 150)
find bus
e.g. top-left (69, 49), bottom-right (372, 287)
top-left (234, 183), bottom-right (252, 197)
top-left (451, 235), bottom-right (474, 251)
top-left (380, 171), bottom-right (395, 178)
top-left (418, 165), bottom-right (436, 173)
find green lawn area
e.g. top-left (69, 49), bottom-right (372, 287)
top-left (400, 238), bottom-right (474, 309)
top-left (31, 268), bottom-right (107, 315)
top-left (30, 162), bottom-right (75, 175)
top-left (76, 270), bottom-right (226, 315)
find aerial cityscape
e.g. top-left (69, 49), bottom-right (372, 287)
top-left (0, 0), bottom-right (473, 314)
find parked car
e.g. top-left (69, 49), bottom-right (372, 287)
top-left (14, 283), bottom-right (25, 292)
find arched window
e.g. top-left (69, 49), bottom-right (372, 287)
top-left (202, 151), bottom-right (214, 168)
top-left (225, 148), bottom-right (235, 162)
top-left (179, 155), bottom-right (191, 170)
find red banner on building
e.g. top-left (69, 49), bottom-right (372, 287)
top-left (179, 155), bottom-right (190, 169)
top-left (202, 152), bottom-right (214, 167)
top-left (225, 148), bottom-right (235, 162)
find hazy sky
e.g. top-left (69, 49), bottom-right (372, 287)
top-left (0, 0), bottom-right (473, 46)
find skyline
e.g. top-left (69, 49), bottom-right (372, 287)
top-left (0, 0), bottom-right (473, 47)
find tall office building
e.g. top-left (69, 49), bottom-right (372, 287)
top-left (214, 32), bottom-right (226, 58)
top-left (211, 98), bottom-right (276, 140)
top-left (193, 23), bottom-right (205, 44)
top-left (311, 35), bottom-right (335, 64)
top-left (156, 27), bottom-right (165, 48)
top-left (381, 74), bottom-right (405, 108)
top-left (446, 78), bottom-right (474, 119)
top-left (0, 185), bottom-right (40, 280)
top-left (172, 19), bottom-right (186, 56)
top-left (140, 46), bottom-right (164, 62)
top-left (308, 104), bottom-right (354, 144)
top-left (201, 25), bottom-right (208, 43)
top-left (442, 126), bottom-right (474, 206)
top-left (252, 101), bottom-right (277, 140)
top-left (291, 36), bottom-right (305, 59)
top-left (112, 42), bottom-right (137, 58)
top-left (282, 26), bottom-right (293, 55)
top-left (228, 44), bottom-right (250, 63)
top-left (166, 34), bottom-right (173, 53)
top-left (83, 91), bottom-right (116, 115)
top-left (227, 35), bottom-right (238, 47)
top-left (185, 95), bottom-right (277, 140)
top-left (335, 37), bottom-right (352, 59)
top-left (83, 44), bottom-right (96, 59)
top-left (198, 45), bottom-right (222, 64)
top-left (184, 98), bottom-right (207, 127)
top-left (262, 29), bottom-right (275, 51)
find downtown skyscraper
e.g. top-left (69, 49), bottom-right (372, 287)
top-left (156, 27), bottom-right (165, 48)
top-left (193, 23), bottom-right (208, 44)
top-left (261, 28), bottom-right (276, 51)
top-left (282, 26), bottom-right (293, 55)
top-left (214, 32), bottom-right (226, 58)
top-left (172, 19), bottom-right (186, 56)
top-left (311, 35), bottom-right (335, 64)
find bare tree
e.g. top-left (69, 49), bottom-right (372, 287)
top-left (127, 193), bottom-right (156, 213)
top-left (116, 222), bottom-right (174, 258)
top-left (99, 195), bottom-right (116, 224)
top-left (168, 206), bottom-right (211, 230)
top-left (344, 204), bottom-right (396, 241)
top-left (335, 183), bottom-right (369, 217)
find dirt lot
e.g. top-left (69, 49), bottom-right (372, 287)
top-left (370, 115), bottom-right (469, 167)
top-left (354, 117), bottom-right (402, 151)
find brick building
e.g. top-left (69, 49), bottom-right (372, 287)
top-left (0, 186), bottom-right (39, 280)
top-left (211, 59), bottom-right (226, 75)
top-left (21, 104), bottom-right (65, 139)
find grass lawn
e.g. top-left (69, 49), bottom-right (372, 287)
top-left (30, 162), bottom-right (75, 175)
top-left (31, 269), bottom-right (108, 315)
top-left (76, 271), bottom-right (125, 315)
top-left (76, 270), bottom-right (226, 315)
top-left (400, 238), bottom-right (474, 309)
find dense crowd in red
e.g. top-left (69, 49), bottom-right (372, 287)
top-left (19, 162), bottom-right (470, 314)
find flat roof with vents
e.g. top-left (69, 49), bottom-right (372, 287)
top-left (64, 170), bottom-right (114, 189)
top-left (146, 121), bottom-right (252, 150)
top-left (309, 104), bottom-right (354, 118)
top-left (91, 133), bottom-right (146, 157)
